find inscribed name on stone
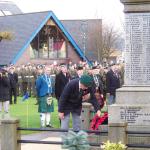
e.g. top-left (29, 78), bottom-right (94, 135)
top-left (119, 106), bottom-right (150, 125)
top-left (125, 13), bottom-right (150, 85)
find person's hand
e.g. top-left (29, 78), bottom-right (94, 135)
top-left (96, 110), bottom-right (101, 117)
top-left (82, 93), bottom-right (90, 101)
top-left (58, 112), bottom-right (64, 119)
top-left (101, 94), bottom-right (104, 98)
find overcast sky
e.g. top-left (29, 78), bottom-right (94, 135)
top-left (10, 0), bottom-right (124, 31)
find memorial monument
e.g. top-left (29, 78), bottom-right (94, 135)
top-left (109, 0), bottom-right (150, 130)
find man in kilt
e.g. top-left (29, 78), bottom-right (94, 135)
top-left (36, 66), bottom-right (54, 128)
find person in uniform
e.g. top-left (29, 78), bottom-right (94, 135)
top-left (27, 63), bottom-right (36, 97)
top-left (21, 65), bottom-right (28, 96)
top-left (16, 66), bottom-right (22, 96)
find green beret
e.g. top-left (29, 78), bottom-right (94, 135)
top-left (80, 74), bottom-right (93, 87)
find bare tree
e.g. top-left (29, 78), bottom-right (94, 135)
top-left (89, 23), bottom-right (122, 63)
top-left (102, 24), bottom-right (121, 61)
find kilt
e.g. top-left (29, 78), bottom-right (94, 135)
top-left (38, 95), bottom-right (54, 113)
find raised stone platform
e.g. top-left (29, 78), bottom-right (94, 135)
top-left (116, 86), bottom-right (150, 104)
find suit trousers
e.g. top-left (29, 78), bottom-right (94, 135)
top-left (10, 87), bottom-right (17, 104)
top-left (61, 112), bottom-right (81, 132)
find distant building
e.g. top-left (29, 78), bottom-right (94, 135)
top-left (0, 1), bottom-right (102, 65)
top-left (0, 11), bottom-right (90, 65)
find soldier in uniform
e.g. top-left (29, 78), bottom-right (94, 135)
top-left (27, 63), bottom-right (36, 97)
top-left (15, 66), bottom-right (22, 96)
top-left (21, 65), bottom-right (28, 96)
top-left (32, 65), bottom-right (38, 97)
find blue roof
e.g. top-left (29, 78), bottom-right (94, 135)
top-left (0, 11), bottom-right (89, 65)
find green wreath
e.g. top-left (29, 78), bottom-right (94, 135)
top-left (61, 130), bottom-right (90, 150)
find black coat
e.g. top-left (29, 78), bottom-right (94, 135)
top-left (106, 69), bottom-right (120, 96)
top-left (55, 71), bottom-right (70, 99)
top-left (8, 72), bottom-right (18, 89)
top-left (0, 75), bottom-right (10, 101)
top-left (58, 79), bottom-right (100, 115)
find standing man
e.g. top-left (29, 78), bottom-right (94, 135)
top-left (91, 66), bottom-right (104, 108)
top-left (55, 63), bottom-right (71, 101)
top-left (8, 66), bottom-right (18, 104)
top-left (21, 65), bottom-right (28, 96)
top-left (58, 74), bottom-right (101, 131)
top-left (36, 66), bottom-right (54, 128)
top-left (106, 63), bottom-right (120, 105)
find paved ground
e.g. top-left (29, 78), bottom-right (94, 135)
top-left (21, 132), bottom-right (67, 150)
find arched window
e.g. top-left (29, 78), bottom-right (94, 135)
top-left (30, 19), bottom-right (67, 59)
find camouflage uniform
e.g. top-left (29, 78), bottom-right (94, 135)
top-left (21, 66), bottom-right (28, 95)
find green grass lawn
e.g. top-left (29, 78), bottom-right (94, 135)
top-left (9, 97), bottom-right (60, 134)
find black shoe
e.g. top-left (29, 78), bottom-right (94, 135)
top-left (46, 124), bottom-right (53, 128)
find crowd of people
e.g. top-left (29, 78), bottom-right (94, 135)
top-left (0, 60), bottom-right (124, 129)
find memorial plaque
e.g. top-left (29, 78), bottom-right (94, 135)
top-left (125, 13), bottom-right (150, 85)
top-left (109, 105), bottom-right (150, 126)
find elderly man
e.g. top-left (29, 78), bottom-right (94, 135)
top-left (55, 63), bottom-right (71, 101)
top-left (106, 63), bottom-right (120, 105)
top-left (58, 74), bottom-right (101, 131)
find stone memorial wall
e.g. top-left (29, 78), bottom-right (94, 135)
top-left (109, 105), bottom-right (150, 125)
top-left (125, 13), bottom-right (150, 85)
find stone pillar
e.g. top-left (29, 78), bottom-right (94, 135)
top-left (81, 103), bottom-right (92, 130)
top-left (109, 0), bottom-right (150, 132)
top-left (108, 123), bottom-right (127, 144)
top-left (1, 118), bottom-right (21, 150)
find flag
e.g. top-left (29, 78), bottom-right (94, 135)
top-left (22, 92), bottom-right (29, 101)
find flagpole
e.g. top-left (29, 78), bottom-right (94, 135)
top-left (26, 98), bottom-right (29, 128)
top-left (22, 92), bottom-right (29, 128)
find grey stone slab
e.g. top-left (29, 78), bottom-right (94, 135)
top-left (109, 104), bottom-right (150, 126)
top-left (116, 86), bottom-right (150, 104)
top-left (124, 12), bottom-right (150, 85)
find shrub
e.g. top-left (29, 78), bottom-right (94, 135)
top-left (101, 141), bottom-right (126, 150)
top-left (0, 31), bottom-right (12, 41)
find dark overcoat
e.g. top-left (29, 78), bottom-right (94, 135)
top-left (0, 75), bottom-right (10, 101)
top-left (55, 71), bottom-right (70, 100)
top-left (106, 69), bottom-right (120, 96)
top-left (8, 72), bottom-right (18, 89)
top-left (58, 79), bottom-right (100, 116)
